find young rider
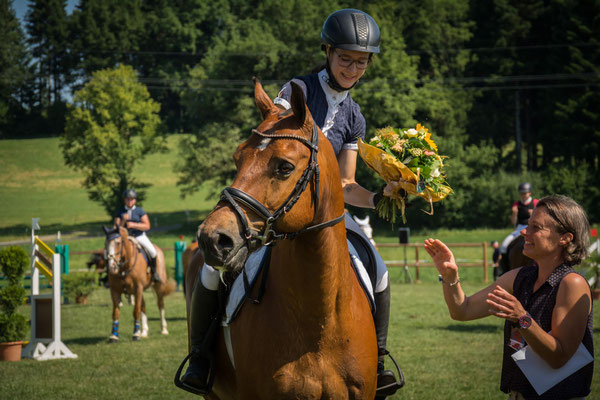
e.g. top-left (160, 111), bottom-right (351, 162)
top-left (114, 189), bottom-right (161, 282)
top-left (181, 9), bottom-right (401, 397)
top-left (498, 182), bottom-right (539, 264)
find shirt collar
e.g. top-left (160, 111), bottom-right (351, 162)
top-left (318, 69), bottom-right (349, 105)
top-left (125, 205), bottom-right (136, 211)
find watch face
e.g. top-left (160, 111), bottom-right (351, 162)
top-left (519, 314), bottom-right (532, 329)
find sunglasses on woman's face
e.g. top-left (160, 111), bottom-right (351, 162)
top-left (334, 49), bottom-right (370, 70)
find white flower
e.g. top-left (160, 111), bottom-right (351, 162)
top-left (404, 128), bottom-right (418, 138)
top-left (431, 168), bottom-right (441, 178)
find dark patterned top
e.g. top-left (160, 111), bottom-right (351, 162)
top-left (500, 264), bottom-right (594, 398)
top-left (274, 70), bottom-right (366, 156)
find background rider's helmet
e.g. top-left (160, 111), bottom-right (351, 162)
top-left (518, 182), bottom-right (532, 193)
top-left (320, 9), bottom-right (380, 54)
top-left (122, 189), bottom-right (138, 199)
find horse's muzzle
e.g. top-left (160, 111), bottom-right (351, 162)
top-left (197, 223), bottom-right (248, 272)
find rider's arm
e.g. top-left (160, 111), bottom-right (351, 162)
top-left (338, 148), bottom-right (376, 208)
top-left (127, 214), bottom-right (151, 232)
top-left (510, 202), bottom-right (518, 226)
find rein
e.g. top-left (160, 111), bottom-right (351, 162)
top-left (106, 231), bottom-right (138, 278)
top-left (220, 122), bottom-right (344, 247)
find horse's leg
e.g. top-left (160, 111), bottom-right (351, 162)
top-left (156, 290), bottom-right (168, 335)
top-left (132, 284), bottom-right (144, 341)
top-left (140, 296), bottom-right (149, 338)
top-left (109, 287), bottom-right (121, 343)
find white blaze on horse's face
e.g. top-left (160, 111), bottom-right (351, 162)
top-left (107, 239), bottom-right (119, 274)
top-left (257, 137), bottom-right (271, 151)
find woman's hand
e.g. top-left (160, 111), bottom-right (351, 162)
top-left (486, 285), bottom-right (527, 322)
top-left (423, 238), bottom-right (459, 283)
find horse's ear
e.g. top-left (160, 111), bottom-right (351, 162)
top-left (253, 77), bottom-right (275, 120)
top-left (289, 81), bottom-right (307, 127)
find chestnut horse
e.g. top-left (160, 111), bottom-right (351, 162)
top-left (179, 80), bottom-right (378, 399)
top-left (103, 225), bottom-right (175, 342)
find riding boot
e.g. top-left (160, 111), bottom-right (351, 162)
top-left (374, 281), bottom-right (403, 398)
top-left (149, 256), bottom-right (162, 283)
top-left (181, 281), bottom-right (219, 391)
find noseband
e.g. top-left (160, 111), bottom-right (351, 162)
top-left (220, 123), bottom-right (344, 246)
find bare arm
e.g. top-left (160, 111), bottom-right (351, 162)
top-left (424, 238), bottom-right (520, 321)
top-left (115, 213), bottom-right (151, 232)
top-left (337, 148), bottom-right (376, 208)
top-left (487, 273), bottom-right (591, 368)
top-left (510, 203), bottom-right (518, 226)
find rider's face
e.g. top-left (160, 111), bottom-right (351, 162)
top-left (327, 47), bottom-right (370, 89)
top-left (125, 197), bottom-right (136, 208)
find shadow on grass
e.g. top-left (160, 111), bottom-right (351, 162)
top-left (65, 336), bottom-right (110, 346)
top-left (148, 316), bottom-right (187, 322)
top-left (441, 323), bottom-right (502, 334)
top-left (0, 210), bottom-right (207, 243)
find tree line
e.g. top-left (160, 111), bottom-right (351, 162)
top-left (2, 0), bottom-right (599, 226)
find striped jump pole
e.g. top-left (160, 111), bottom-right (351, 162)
top-left (22, 218), bottom-right (77, 361)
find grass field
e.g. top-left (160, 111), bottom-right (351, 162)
top-left (0, 137), bottom-right (598, 399)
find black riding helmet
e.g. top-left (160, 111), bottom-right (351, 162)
top-left (122, 189), bottom-right (138, 199)
top-left (321, 9), bottom-right (381, 53)
top-left (518, 182), bottom-right (532, 193)
top-left (320, 9), bottom-right (380, 92)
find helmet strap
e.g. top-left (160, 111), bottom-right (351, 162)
top-left (324, 59), bottom-right (357, 92)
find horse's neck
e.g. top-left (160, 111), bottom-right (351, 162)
top-left (269, 223), bottom-right (352, 320)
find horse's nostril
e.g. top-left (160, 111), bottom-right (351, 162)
top-left (217, 233), bottom-right (234, 251)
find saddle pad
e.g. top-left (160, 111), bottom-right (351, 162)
top-left (223, 241), bottom-right (375, 326)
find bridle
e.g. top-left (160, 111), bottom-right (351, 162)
top-left (105, 229), bottom-right (137, 277)
top-left (220, 122), bottom-right (344, 247)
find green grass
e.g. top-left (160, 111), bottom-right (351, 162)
top-left (0, 136), bottom-right (214, 242)
top-left (0, 270), bottom-right (598, 399)
top-left (1, 136), bottom-right (599, 398)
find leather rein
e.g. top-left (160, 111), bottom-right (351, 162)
top-left (220, 122), bottom-right (344, 248)
top-left (105, 230), bottom-right (138, 278)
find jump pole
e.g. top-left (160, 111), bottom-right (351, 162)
top-left (22, 218), bottom-right (77, 361)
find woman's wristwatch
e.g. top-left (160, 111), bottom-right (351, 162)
top-left (518, 312), bottom-right (533, 330)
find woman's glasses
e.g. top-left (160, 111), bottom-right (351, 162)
top-left (334, 49), bottom-right (370, 70)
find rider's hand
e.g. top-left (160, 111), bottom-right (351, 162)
top-left (373, 180), bottom-right (408, 208)
top-left (423, 238), bottom-right (459, 283)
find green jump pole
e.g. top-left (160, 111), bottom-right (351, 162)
top-left (174, 239), bottom-right (186, 292)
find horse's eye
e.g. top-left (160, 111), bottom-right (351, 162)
top-left (276, 161), bottom-right (295, 176)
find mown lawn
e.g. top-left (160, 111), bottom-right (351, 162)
top-left (5, 268), bottom-right (598, 400)
top-left (1, 136), bottom-right (598, 399)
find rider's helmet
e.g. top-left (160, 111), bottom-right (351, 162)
top-left (320, 9), bottom-right (381, 54)
top-left (518, 182), bottom-right (532, 193)
top-left (122, 189), bottom-right (138, 199)
top-left (320, 9), bottom-right (380, 91)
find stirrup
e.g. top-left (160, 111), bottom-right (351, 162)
top-left (174, 351), bottom-right (215, 396)
top-left (375, 350), bottom-right (405, 397)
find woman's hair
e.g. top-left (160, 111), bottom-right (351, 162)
top-left (537, 195), bottom-right (590, 265)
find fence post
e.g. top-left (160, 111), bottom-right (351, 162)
top-left (174, 238), bottom-right (186, 292)
top-left (483, 241), bottom-right (488, 283)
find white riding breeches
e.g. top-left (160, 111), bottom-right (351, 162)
top-left (135, 233), bottom-right (157, 258)
top-left (500, 224), bottom-right (527, 254)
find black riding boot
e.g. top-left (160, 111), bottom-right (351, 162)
top-left (374, 280), bottom-right (403, 398)
top-left (180, 278), bottom-right (219, 391)
top-left (149, 256), bottom-right (162, 283)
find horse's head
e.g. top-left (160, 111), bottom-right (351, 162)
top-left (197, 78), bottom-right (344, 273)
top-left (103, 225), bottom-right (128, 274)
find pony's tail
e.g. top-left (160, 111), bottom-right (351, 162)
top-left (161, 278), bottom-right (177, 296)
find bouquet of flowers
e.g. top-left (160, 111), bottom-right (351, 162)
top-left (358, 124), bottom-right (452, 223)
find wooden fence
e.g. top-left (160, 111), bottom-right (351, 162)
top-left (377, 242), bottom-right (490, 283)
